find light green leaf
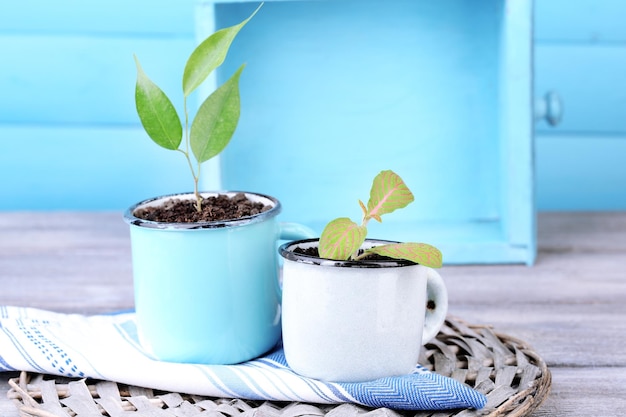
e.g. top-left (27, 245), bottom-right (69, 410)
top-left (366, 170), bottom-right (415, 221)
top-left (183, 3), bottom-right (261, 97)
top-left (134, 55), bottom-right (182, 150)
top-left (190, 65), bottom-right (244, 163)
top-left (365, 243), bottom-right (443, 268)
top-left (319, 217), bottom-right (367, 261)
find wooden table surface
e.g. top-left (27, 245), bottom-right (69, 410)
top-left (1, 211), bottom-right (625, 416)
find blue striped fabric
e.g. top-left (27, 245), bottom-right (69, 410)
top-left (0, 306), bottom-right (486, 411)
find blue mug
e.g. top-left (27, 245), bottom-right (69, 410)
top-left (124, 191), bottom-right (315, 365)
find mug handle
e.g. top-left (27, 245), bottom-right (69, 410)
top-left (422, 267), bottom-right (449, 344)
top-left (278, 222), bottom-right (317, 241)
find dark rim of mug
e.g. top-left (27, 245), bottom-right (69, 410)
top-left (123, 191), bottom-right (281, 230)
top-left (278, 238), bottom-right (418, 268)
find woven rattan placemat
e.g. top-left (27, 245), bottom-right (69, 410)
top-left (7, 317), bottom-right (551, 417)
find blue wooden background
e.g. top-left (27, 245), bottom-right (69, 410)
top-left (0, 0), bottom-right (624, 211)
top-left (199, 0), bottom-right (536, 266)
top-left (214, 0), bottom-right (504, 226)
top-left (0, 0), bottom-right (197, 210)
top-left (534, 0), bottom-right (626, 210)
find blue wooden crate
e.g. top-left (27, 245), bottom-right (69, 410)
top-left (197, 0), bottom-right (535, 264)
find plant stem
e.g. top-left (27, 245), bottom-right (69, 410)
top-left (177, 149), bottom-right (198, 181)
top-left (352, 252), bottom-right (369, 261)
top-left (183, 96), bottom-right (203, 213)
top-left (184, 97), bottom-right (190, 155)
top-left (194, 163), bottom-right (202, 212)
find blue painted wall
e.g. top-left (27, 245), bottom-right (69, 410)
top-left (0, 0), bottom-right (623, 211)
top-left (0, 0), bottom-right (198, 210)
top-left (1, 0), bottom-right (537, 265)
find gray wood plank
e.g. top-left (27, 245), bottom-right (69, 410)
top-left (0, 212), bottom-right (134, 313)
top-left (1, 212), bottom-right (625, 416)
top-left (530, 367), bottom-right (626, 417)
top-left (537, 211), bottom-right (626, 250)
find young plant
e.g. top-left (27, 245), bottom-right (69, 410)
top-left (133, 5), bottom-right (262, 213)
top-left (318, 170), bottom-right (443, 268)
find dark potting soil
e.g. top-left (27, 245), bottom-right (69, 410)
top-left (133, 193), bottom-right (271, 223)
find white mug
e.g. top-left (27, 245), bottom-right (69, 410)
top-left (279, 238), bottom-right (448, 382)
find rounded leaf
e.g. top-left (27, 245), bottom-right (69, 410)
top-left (366, 242), bottom-right (443, 268)
top-left (190, 64), bottom-right (244, 163)
top-left (319, 218), bottom-right (367, 261)
top-left (366, 170), bottom-right (414, 221)
top-left (134, 55), bottom-right (182, 150)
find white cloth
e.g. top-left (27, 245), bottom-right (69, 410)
top-left (0, 306), bottom-right (486, 410)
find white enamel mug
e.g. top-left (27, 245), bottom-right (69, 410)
top-left (279, 238), bottom-right (448, 382)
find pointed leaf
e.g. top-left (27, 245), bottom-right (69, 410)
top-left (190, 64), bottom-right (244, 163)
top-left (366, 170), bottom-right (414, 221)
top-left (366, 243), bottom-right (443, 268)
top-left (319, 218), bottom-right (367, 261)
top-left (183, 4), bottom-right (261, 97)
top-left (358, 199), bottom-right (368, 217)
top-left (134, 55), bottom-right (182, 150)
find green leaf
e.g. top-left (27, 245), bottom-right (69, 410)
top-left (182, 3), bottom-right (261, 97)
top-left (134, 55), bottom-right (182, 150)
top-left (365, 243), bottom-right (443, 268)
top-left (190, 65), bottom-right (244, 163)
top-left (366, 170), bottom-right (415, 221)
top-left (319, 218), bottom-right (367, 261)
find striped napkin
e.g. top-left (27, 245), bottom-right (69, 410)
top-left (0, 306), bottom-right (486, 411)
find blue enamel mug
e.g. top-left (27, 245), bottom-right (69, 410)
top-left (124, 191), bottom-right (315, 365)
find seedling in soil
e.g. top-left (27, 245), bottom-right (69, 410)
top-left (319, 170), bottom-right (443, 268)
top-left (134, 4), bottom-right (262, 212)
